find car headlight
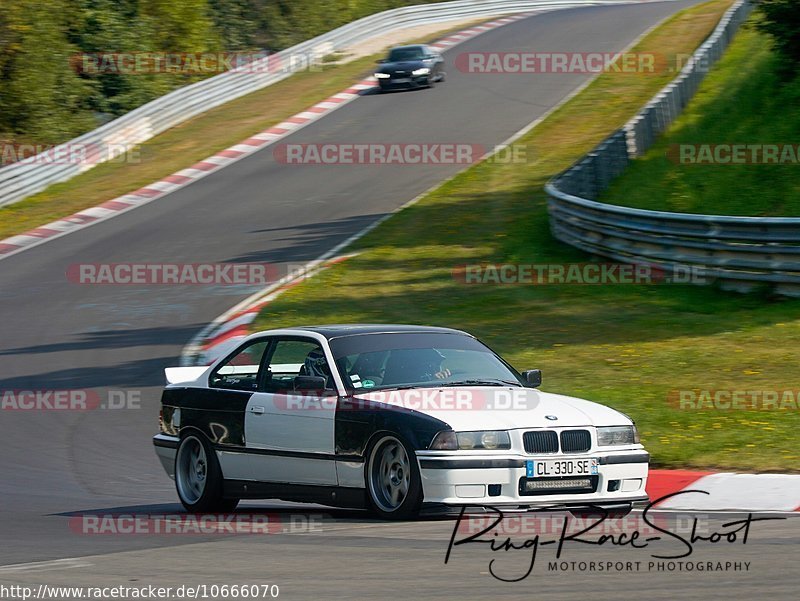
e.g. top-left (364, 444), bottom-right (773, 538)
top-left (597, 425), bottom-right (640, 446)
top-left (412, 67), bottom-right (430, 76)
top-left (430, 430), bottom-right (511, 450)
top-left (374, 72), bottom-right (391, 79)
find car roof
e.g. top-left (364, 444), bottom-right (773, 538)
top-left (289, 324), bottom-right (471, 340)
top-left (389, 45), bottom-right (426, 52)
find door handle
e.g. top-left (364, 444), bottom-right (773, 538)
top-left (249, 406), bottom-right (265, 415)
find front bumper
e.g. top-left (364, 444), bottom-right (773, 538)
top-left (417, 450), bottom-right (649, 508)
top-left (378, 75), bottom-right (430, 90)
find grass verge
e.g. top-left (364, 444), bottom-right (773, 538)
top-left (251, 0), bottom-right (800, 473)
top-left (601, 16), bottom-right (800, 216)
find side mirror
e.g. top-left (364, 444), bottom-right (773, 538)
top-left (294, 375), bottom-right (327, 391)
top-left (521, 369), bottom-right (542, 388)
top-left (376, 58), bottom-right (387, 64)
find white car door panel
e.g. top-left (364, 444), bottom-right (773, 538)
top-left (244, 337), bottom-right (338, 485)
top-left (245, 392), bottom-right (337, 484)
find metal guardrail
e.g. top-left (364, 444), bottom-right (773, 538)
top-left (545, 1), bottom-right (800, 296)
top-left (0, 0), bottom-right (652, 208)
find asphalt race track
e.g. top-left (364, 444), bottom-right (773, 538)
top-left (2, 1), bottom-right (797, 598)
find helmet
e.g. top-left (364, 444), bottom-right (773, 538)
top-left (417, 348), bottom-right (446, 372)
top-left (303, 348), bottom-right (331, 382)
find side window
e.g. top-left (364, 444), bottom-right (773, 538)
top-left (266, 339), bottom-right (331, 392)
top-left (210, 340), bottom-right (269, 391)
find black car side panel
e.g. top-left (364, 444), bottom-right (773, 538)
top-left (162, 389), bottom-right (452, 460)
top-left (161, 387), bottom-right (252, 447)
top-left (335, 396), bottom-right (451, 457)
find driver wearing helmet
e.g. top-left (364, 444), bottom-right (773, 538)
top-left (303, 347), bottom-right (332, 388)
top-left (418, 348), bottom-right (451, 381)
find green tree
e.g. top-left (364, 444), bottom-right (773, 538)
top-left (140, 0), bottom-right (219, 53)
top-left (758, 0), bottom-right (800, 75)
top-left (67, 0), bottom-right (221, 116)
top-left (64, 0), bottom-right (147, 115)
top-left (209, 0), bottom-right (257, 50)
top-left (0, 0), bottom-right (95, 143)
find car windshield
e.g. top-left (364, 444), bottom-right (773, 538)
top-left (329, 332), bottom-right (523, 391)
top-left (387, 47), bottom-right (425, 62)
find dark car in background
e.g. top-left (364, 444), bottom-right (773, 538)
top-left (374, 44), bottom-right (445, 91)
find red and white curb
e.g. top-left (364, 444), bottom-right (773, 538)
top-left (0, 12), bottom-right (538, 262)
top-left (647, 470), bottom-right (800, 512)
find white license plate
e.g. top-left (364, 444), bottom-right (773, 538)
top-left (526, 458), bottom-right (598, 477)
top-left (392, 78), bottom-right (411, 83)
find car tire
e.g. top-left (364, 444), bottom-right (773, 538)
top-left (438, 71), bottom-right (446, 83)
top-left (365, 434), bottom-right (423, 520)
top-left (175, 433), bottom-right (239, 513)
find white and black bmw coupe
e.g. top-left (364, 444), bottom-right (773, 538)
top-left (154, 325), bottom-right (649, 519)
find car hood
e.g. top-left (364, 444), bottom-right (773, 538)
top-left (350, 386), bottom-right (631, 431)
top-left (378, 60), bottom-right (427, 73)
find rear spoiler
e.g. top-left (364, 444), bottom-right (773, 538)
top-left (165, 366), bottom-right (207, 385)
